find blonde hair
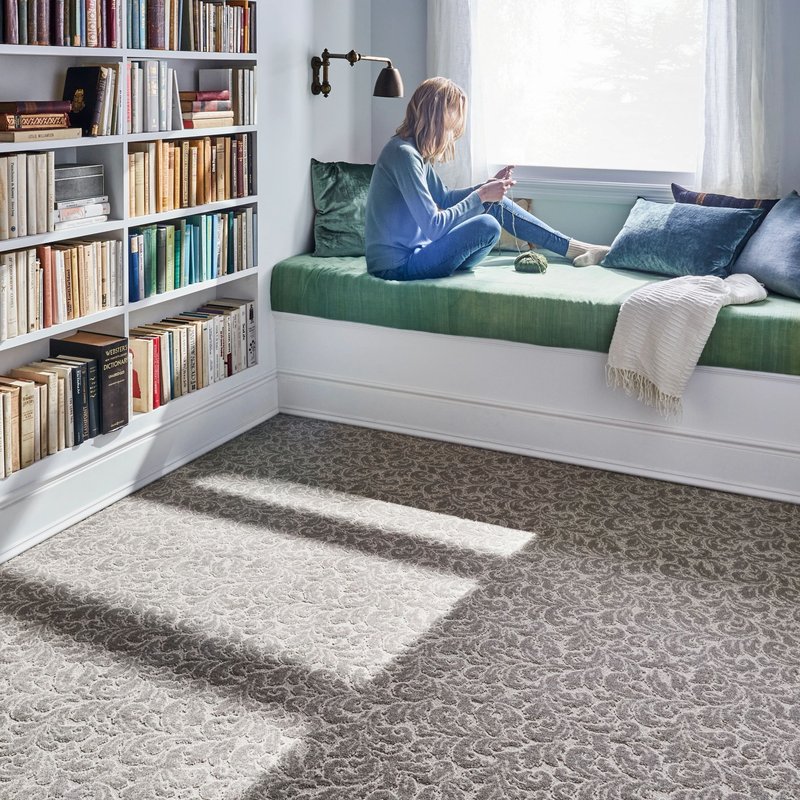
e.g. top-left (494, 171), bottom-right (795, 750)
top-left (396, 77), bottom-right (467, 163)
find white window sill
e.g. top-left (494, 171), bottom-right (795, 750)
top-left (493, 165), bottom-right (692, 204)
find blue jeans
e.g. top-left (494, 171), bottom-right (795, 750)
top-left (380, 197), bottom-right (570, 281)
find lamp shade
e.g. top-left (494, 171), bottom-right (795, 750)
top-left (373, 66), bottom-right (404, 98)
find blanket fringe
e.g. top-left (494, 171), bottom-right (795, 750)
top-left (606, 365), bottom-right (683, 419)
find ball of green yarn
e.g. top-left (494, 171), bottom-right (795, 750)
top-left (514, 251), bottom-right (548, 273)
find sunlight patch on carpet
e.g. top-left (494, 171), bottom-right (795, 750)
top-left (190, 475), bottom-right (535, 556)
top-left (7, 498), bottom-right (477, 684)
top-left (0, 609), bottom-right (304, 800)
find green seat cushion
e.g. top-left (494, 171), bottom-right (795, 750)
top-left (271, 252), bottom-right (800, 376)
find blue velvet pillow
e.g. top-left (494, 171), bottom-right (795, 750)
top-left (731, 191), bottom-right (800, 299)
top-left (311, 159), bottom-right (374, 257)
top-left (671, 182), bottom-right (779, 214)
top-left (601, 198), bottom-right (764, 278)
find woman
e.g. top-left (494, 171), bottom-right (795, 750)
top-left (365, 77), bottom-right (609, 281)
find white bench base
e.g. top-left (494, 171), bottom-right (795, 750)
top-left (275, 312), bottom-right (800, 504)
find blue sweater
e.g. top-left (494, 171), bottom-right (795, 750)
top-left (365, 136), bottom-right (483, 273)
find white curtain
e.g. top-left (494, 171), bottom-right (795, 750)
top-left (426, 0), bottom-right (487, 188)
top-left (699, 0), bottom-right (783, 197)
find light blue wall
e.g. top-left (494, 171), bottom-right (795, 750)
top-left (779, 0), bottom-right (800, 193)
top-left (263, 0), bottom-right (374, 263)
top-left (370, 0), bottom-right (427, 160)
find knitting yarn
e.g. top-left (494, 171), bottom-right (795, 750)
top-left (514, 251), bottom-right (548, 273)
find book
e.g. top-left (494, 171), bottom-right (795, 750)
top-left (50, 331), bottom-right (129, 434)
top-left (0, 385), bottom-right (20, 473)
top-left (0, 158), bottom-right (7, 240)
top-left (0, 376), bottom-right (35, 468)
top-left (180, 100), bottom-right (232, 113)
top-left (182, 116), bottom-right (234, 130)
top-left (62, 66), bottom-right (106, 136)
top-left (41, 357), bottom-right (85, 444)
top-left (0, 101), bottom-right (71, 114)
top-left (54, 202), bottom-right (110, 222)
top-left (171, 69), bottom-right (183, 131)
top-left (129, 335), bottom-right (153, 413)
top-left (0, 112), bottom-right (71, 131)
top-left (179, 90), bottom-right (229, 102)
top-left (0, 127), bottom-right (81, 144)
top-left (2, 0), bottom-right (20, 45)
top-left (181, 110), bottom-right (236, 120)
top-left (7, 154), bottom-right (18, 238)
top-left (55, 194), bottom-right (109, 210)
top-left (0, 392), bottom-right (7, 478)
top-left (10, 367), bottom-right (58, 455)
top-left (54, 354), bottom-right (99, 437)
top-left (146, 0), bottom-right (165, 49)
top-left (53, 216), bottom-right (108, 231)
top-left (15, 154), bottom-right (27, 238)
top-left (130, 326), bottom-right (166, 405)
top-left (35, 153), bottom-right (48, 235)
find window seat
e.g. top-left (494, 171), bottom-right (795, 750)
top-left (271, 252), bottom-right (800, 376)
top-left (270, 253), bottom-right (800, 504)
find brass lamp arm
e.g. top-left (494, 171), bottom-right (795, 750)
top-left (311, 48), bottom-right (395, 97)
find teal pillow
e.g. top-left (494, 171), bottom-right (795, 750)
top-left (311, 159), bottom-right (374, 257)
top-left (601, 198), bottom-right (764, 278)
top-left (731, 191), bottom-right (800, 299)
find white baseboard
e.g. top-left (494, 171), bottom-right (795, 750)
top-left (275, 313), bottom-right (800, 505)
top-left (0, 370), bottom-right (279, 564)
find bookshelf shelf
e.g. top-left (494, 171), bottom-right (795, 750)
top-left (0, 306), bottom-right (124, 354)
top-left (0, 221), bottom-right (125, 254)
top-left (128, 266), bottom-right (257, 312)
top-left (126, 126), bottom-right (257, 143)
top-left (130, 196), bottom-right (255, 226)
top-left (128, 50), bottom-right (257, 62)
top-left (0, 135), bottom-right (126, 154)
top-left (0, 45), bottom-right (123, 58)
top-left (0, 0), bottom-right (271, 557)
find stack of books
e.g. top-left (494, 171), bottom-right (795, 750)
top-left (198, 67), bottom-right (256, 126)
top-left (0, 330), bottom-right (129, 479)
top-left (129, 297), bottom-right (255, 414)
top-left (179, 90), bottom-right (234, 130)
top-left (0, 101), bottom-right (81, 144)
top-left (53, 163), bottom-right (109, 229)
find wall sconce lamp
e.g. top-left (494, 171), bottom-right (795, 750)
top-left (311, 49), bottom-right (404, 99)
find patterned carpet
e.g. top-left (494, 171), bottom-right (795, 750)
top-left (1, 414), bottom-right (799, 799)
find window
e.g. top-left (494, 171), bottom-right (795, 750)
top-left (475, 0), bottom-right (705, 182)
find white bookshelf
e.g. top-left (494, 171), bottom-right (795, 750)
top-left (0, 7), bottom-right (278, 562)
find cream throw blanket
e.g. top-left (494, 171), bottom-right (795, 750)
top-left (607, 273), bottom-right (767, 416)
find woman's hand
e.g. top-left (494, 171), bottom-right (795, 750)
top-left (477, 177), bottom-right (515, 203)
